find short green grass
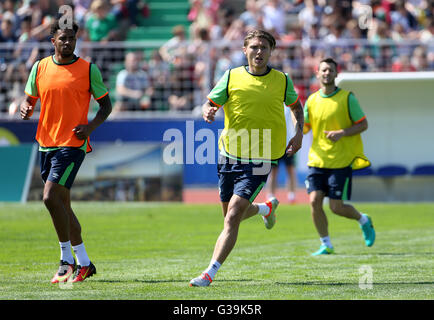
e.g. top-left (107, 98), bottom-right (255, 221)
top-left (0, 202), bottom-right (433, 300)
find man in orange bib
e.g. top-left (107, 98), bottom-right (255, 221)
top-left (20, 19), bottom-right (112, 283)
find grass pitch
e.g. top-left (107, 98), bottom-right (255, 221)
top-left (0, 201), bottom-right (433, 300)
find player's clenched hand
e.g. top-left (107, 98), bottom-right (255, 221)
top-left (324, 129), bottom-right (345, 142)
top-left (286, 131), bottom-right (303, 156)
top-left (202, 102), bottom-right (219, 123)
top-left (73, 124), bottom-right (93, 140)
top-left (20, 104), bottom-right (33, 120)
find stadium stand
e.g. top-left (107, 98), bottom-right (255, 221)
top-left (0, 0), bottom-right (433, 115)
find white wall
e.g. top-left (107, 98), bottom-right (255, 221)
top-left (336, 72), bottom-right (434, 171)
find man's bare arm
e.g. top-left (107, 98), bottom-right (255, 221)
top-left (20, 95), bottom-right (38, 120)
top-left (286, 99), bottom-right (304, 156)
top-left (325, 118), bottom-right (368, 142)
top-left (73, 94), bottom-right (112, 140)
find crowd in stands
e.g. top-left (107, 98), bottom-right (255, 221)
top-left (0, 0), bottom-right (433, 115)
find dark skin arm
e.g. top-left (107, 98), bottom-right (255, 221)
top-left (20, 95), bottom-right (38, 120)
top-left (73, 94), bottom-right (112, 140)
top-left (21, 93), bottom-right (112, 139)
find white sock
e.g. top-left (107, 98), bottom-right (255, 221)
top-left (72, 243), bottom-right (91, 267)
top-left (358, 214), bottom-right (368, 226)
top-left (204, 259), bottom-right (221, 280)
top-left (59, 241), bottom-right (74, 264)
top-left (288, 192), bottom-right (295, 201)
top-left (257, 203), bottom-right (271, 216)
top-left (320, 236), bottom-right (333, 249)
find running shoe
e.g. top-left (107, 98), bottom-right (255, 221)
top-left (360, 214), bottom-right (376, 247)
top-left (189, 272), bottom-right (212, 287)
top-left (51, 259), bottom-right (76, 284)
top-left (311, 245), bottom-right (335, 256)
top-left (72, 261), bottom-right (96, 283)
top-left (262, 197), bottom-right (279, 229)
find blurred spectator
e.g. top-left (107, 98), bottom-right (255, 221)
top-left (73, 0), bottom-right (93, 26)
top-left (0, 15), bottom-right (16, 44)
top-left (0, 15), bottom-right (17, 113)
top-left (390, 0), bottom-right (418, 33)
top-left (343, 19), bottom-right (363, 39)
top-left (261, 0), bottom-right (286, 37)
top-left (168, 48), bottom-right (195, 111)
top-left (411, 45), bottom-right (429, 71)
top-left (298, 0), bottom-right (322, 36)
top-left (391, 22), bottom-right (407, 41)
top-left (1, 0), bottom-right (434, 114)
top-left (17, 0), bottom-right (43, 28)
top-left (85, 0), bottom-right (119, 42)
top-left (114, 51), bottom-right (151, 112)
top-left (323, 23), bottom-right (345, 43)
top-left (159, 25), bottom-right (187, 63)
top-left (111, 0), bottom-right (140, 26)
top-left (420, 18), bottom-right (434, 42)
top-left (1, 0), bottom-right (19, 34)
top-left (371, 0), bottom-right (392, 25)
top-left (392, 54), bottom-right (417, 72)
top-left (239, 0), bottom-right (262, 28)
top-left (188, 26), bottom-right (212, 108)
top-left (4, 14), bottom-right (39, 87)
top-left (208, 5), bottom-right (236, 40)
top-left (281, 19), bottom-right (303, 42)
top-left (148, 50), bottom-right (170, 111)
top-left (213, 46), bottom-right (232, 85)
top-left (7, 13), bottom-right (40, 116)
top-left (223, 18), bottom-right (246, 41)
top-left (0, 16), bottom-right (17, 71)
top-left (188, 0), bottom-right (222, 29)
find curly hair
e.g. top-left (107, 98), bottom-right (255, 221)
top-left (50, 18), bottom-right (79, 37)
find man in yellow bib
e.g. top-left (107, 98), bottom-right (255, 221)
top-left (20, 19), bottom-right (112, 282)
top-left (304, 58), bottom-right (375, 255)
top-left (190, 30), bottom-right (304, 286)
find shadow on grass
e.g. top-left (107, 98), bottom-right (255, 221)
top-left (276, 281), bottom-right (434, 286)
top-left (374, 252), bottom-right (434, 256)
top-left (94, 279), bottom-right (253, 284)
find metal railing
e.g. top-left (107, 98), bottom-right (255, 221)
top-left (1, 38), bottom-right (433, 119)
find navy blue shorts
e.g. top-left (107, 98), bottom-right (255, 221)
top-left (217, 155), bottom-right (271, 203)
top-left (272, 154), bottom-right (295, 168)
top-left (40, 147), bottom-right (85, 189)
top-left (305, 166), bottom-right (352, 200)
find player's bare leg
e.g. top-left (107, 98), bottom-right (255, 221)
top-left (329, 199), bottom-right (361, 220)
top-left (43, 181), bottom-right (70, 243)
top-left (190, 195), bottom-right (250, 287)
top-left (44, 181), bottom-right (77, 283)
top-left (310, 190), bottom-right (335, 255)
top-left (60, 191), bottom-right (83, 246)
top-left (329, 199), bottom-right (375, 247)
top-left (309, 190), bottom-right (328, 237)
top-left (212, 195), bottom-right (250, 264)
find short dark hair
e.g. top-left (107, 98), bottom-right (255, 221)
top-left (50, 19), bottom-right (79, 37)
top-left (320, 57), bottom-right (338, 70)
top-left (244, 29), bottom-right (276, 50)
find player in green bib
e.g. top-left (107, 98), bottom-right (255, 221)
top-left (190, 30), bottom-right (304, 287)
top-left (303, 58), bottom-right (375, 256)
